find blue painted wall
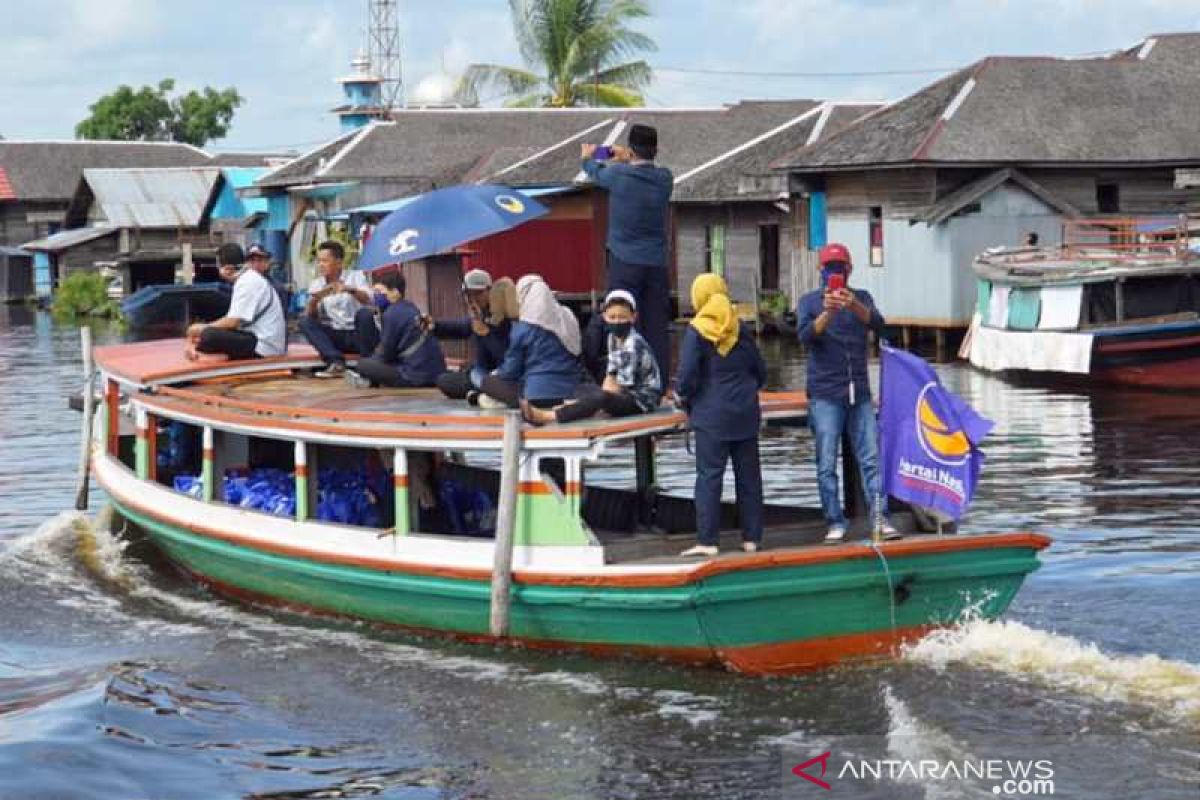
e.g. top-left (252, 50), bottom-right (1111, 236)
top-left (826, 183), bottom-right (1063, 325)
top-left (211, 168), bottom-right (268, 220)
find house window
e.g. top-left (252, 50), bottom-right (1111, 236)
top-left (704, 224), bottom-right (726, 277)
top-left (1096, 183), bottom-right (1120, 214)
top-left (758, 224), bottom-right (780, 291)
top-left (868, 206), bottom-right (884, 266)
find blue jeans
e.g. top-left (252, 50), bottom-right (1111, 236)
top-left (808, 397), bottom-right (887, 527)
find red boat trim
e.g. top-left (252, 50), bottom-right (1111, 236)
top-left (1096, 334), bottom-right (1200, 354)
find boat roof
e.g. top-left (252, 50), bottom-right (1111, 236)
top-left (974, 247), bottom-right (1200, 287)
top-left (95, 339), bottom-right (807, 451)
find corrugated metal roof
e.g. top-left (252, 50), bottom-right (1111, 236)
top-left (83, 167), bottom-right (223, 228)
top-left (22, 226), bottom-right (118, 252)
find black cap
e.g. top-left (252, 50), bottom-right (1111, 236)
top-left (245, 243), bottom-right (270, 260)
top-left (627, 124), bottom-right (658, 159)
top-left (217, 242), bottom-right (245, 268)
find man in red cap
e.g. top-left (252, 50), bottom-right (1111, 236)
top-left (797, 242), bottom-right (897, 542)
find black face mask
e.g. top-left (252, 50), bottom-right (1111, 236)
top-left (605, 321), bottom-right (633, 339)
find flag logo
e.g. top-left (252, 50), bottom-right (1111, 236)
top-left (916, 384), bottom-right (971, 465)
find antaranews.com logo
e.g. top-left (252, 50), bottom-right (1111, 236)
top-left (791, 751), bottom-right (1054, 796)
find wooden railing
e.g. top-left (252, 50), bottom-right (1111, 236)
top-left (1061, 215), bottom-right (1197, 262)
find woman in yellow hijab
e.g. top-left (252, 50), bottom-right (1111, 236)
top-left (675, 274), bottom-right (767, 557)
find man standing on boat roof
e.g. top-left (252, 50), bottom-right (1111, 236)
top-left (581, 123), bottom-right (673, 378)
top-left (797, 242), bottom-right (898, 543)
top-left (299, 240), bottom-right (376, 379)
top-left (185, 242), bottom-right (286, 362)
top-left (427, 268), bottom-right (518, 403)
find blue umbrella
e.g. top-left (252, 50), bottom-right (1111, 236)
top-left (358, 184), bottom-right (549, 270)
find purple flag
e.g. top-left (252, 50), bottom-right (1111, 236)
top-left (878, 346), bottom-right (994, 520)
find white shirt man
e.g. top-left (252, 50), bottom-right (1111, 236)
top-left (299, 241), bottom-right (373, 377)
top-left (186, 243), bottom-right (286, 361)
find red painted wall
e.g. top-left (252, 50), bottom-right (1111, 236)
top-left (462, 218), bottom-right (600, 294)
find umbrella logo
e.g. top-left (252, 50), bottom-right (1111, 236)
top-left (388, 228), bottom-right (420, 256)
top-left (495, 194), bottom-right (525, 214)
top-left (916, 383), bottom-right (971, 466)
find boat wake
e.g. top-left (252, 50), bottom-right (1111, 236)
top-left (905, 619), bottom-right (1200, 726)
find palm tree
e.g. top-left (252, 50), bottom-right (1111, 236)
top-left (455, 0), bottom-right (655, 108)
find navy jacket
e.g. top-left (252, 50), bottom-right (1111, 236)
top-left (797, 288), bottom-right (885, 403)
top-left (377, 299), bottom-right (447, 385)
top-left (582, 158), bottom-right (673, 266)
top-left (675, 325), bottom-right (766, 441)
top-left (436, 316), bottom-right (512, 373)
top-left (494, 322), bottom-right (582, 401)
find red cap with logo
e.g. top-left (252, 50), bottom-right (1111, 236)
top-left (817, 243), bottom-right (852, 267)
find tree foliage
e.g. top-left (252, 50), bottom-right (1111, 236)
top-left (75, 79), bottom-right (243, 147)
top-left (456, 0), bottom-right (655, 108)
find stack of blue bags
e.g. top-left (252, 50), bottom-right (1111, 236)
top-left (173, 466), bottom-right (384, 527)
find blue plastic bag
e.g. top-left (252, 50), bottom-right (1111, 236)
top-left (439, 479), bottom-right (496, 537)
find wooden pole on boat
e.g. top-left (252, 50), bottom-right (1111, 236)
top-left (75, 326), bottom-right (95, 511)
top-left (489, 410), bottom-right (523, 638)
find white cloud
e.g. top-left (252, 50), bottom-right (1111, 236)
top-left (67, 0), bottom-right (162, 47)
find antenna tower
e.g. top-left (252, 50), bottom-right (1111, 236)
top-left (368, 0), bottom-right (403, 111)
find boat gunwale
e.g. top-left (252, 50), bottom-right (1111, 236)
top-left (95, 447), bottom-right (1051, 590)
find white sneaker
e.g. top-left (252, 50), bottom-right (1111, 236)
top-left (314, 363), bottom-right (345, 379)
top-left (742, 541), bottom-right (759, 553)
top-left (344, 369), bottom-right (370, 388)
top-left (880, 521), bottom-right (903, 540)
top-left (824, 525), bottom-right (846, 543)
top-left (680, 545), bottom-right (719, 558)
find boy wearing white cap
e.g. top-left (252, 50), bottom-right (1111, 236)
top-left (523, 289), bottom-right (663, 425)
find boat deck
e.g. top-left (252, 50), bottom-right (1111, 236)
top-left (97, 339), bottom-right (807, 446)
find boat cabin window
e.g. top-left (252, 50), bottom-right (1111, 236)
top-left (155, 419), bottom-right (202, 491)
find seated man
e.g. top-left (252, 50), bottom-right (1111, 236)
top-left (355, 272), bottom-right (446, 388)
top-left (430, 269), bottom-right (517, 401)
top-left (186, 242), bottom-right (286, 361)
top-left (298, 240), bottom-right (374, 378)
top-left (523, 290), bottom-right (662, 425)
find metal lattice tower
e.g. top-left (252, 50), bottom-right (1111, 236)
top-left (367, 0), bottom-right (403, 111)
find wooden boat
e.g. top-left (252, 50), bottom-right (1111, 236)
top-left (88, 339), bottom-right (1049, 674)
top-left (968, 216), bottom-right (1200, 389)
top-left (120, 282), bottom-right (232, 331)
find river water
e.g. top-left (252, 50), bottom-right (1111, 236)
top-left (0, 307), bottom-right (1197, 799)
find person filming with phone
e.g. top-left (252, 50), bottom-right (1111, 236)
top-left (797, 242), bottom-right (897, 543)
top-left (580, 124), bottom-right (673, 378)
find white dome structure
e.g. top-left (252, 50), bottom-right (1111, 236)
top-left (409, 72), bottom-right (466, 108)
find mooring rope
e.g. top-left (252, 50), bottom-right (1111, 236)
top-left (869, 540), bottom-right (899, 655)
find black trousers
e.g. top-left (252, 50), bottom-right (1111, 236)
top-left (356, 357), bottom-right (431, 388)
top-left (197, 327), bottom-right (258, 360)
top-left (608, 252), bottom-right (671, 378)
top-left (555, 383), bottom-right (641, 423)
top-left (479, 375), bottom-right (562, 409)
top-left (693, 431), bottom-right (764, 546)
top-left (299, 313), bottom-right (377, 366)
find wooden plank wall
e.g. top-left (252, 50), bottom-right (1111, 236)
top-left (826, 169), bottom-right (937, 218)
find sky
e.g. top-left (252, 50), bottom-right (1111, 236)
top-left (2, 0), bottom-right (1199, 154)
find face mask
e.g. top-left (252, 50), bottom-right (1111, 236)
top-left (374, 292), bottom-right (391, 311)
top-left (605, 321), bottom-right (633, 339)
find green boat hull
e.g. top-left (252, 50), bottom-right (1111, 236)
top-left (113, 500), bottom-right (1045, 673)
